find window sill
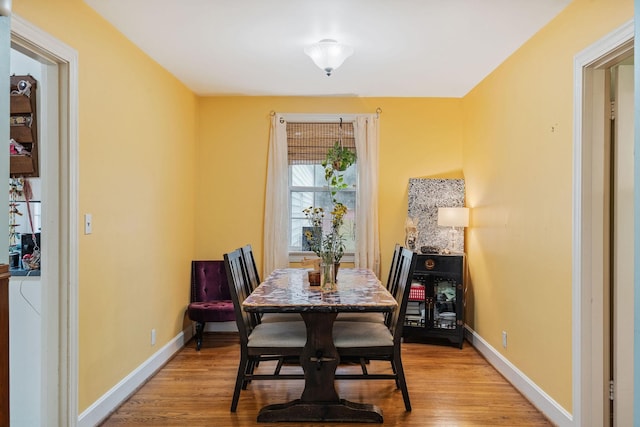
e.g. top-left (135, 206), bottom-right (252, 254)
top-left (289, 251), bottom-right (355, 264)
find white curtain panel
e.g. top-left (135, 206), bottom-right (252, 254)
top-left (354, 115), bottom-right (380, 277)
top-left (264, 113), bottom-right (380, 278)
top-left (263, 114), bottom-right (289, 278)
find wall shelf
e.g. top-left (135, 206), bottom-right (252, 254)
top-left (9, 75), bottom-right (39, 177)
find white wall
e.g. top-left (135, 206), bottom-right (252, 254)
top-left (8, 277), bottom-right (40, 425)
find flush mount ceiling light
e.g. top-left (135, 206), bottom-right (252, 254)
top-left (304, 39), bottom-right (354, 76)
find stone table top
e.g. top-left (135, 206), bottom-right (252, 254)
top-left (242, 268), bottom-right (397, 313)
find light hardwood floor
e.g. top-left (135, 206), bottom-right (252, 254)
top-left (100, 332), bottom-right (554, 426)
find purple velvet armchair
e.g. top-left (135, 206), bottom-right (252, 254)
top-left (187, 260), bottom-right (236, 350)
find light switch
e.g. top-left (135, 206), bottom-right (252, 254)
top-left (84, 213), bottom-right (92, 234)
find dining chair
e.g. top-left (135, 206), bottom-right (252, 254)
top-left (186, 260), bottom-right (236, 351)
top-left (238, 244), bottom-right (301, 324)
top-left (224, 248), bottom-right (307, 412)
top-left (335, 243), bottom-right (403, 324)
top-left (332, 247), bottom-right (417, 411)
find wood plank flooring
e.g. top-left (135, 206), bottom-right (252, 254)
top-left (100, 332), bottom-right (554, 426)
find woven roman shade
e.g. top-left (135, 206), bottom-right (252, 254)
top-left (287, 122), bottom-right (355, 165)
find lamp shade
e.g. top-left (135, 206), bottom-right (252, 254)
top-left (304, 39), bottom-right (354, 76)
top-left (437, 207), bottom-right (469, 228)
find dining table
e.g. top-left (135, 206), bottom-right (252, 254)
top-left (242, 267), bottom-right (397, 423)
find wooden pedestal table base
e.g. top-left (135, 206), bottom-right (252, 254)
top-left (257, 312), bottom-right (383, 423)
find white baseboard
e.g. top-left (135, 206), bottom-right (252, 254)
top-left (77, 323), bottom-right (570, 426)
top-left (464, 327), bottom-right (573, 427)
top-left (77, 326), bottom-right (194, 427)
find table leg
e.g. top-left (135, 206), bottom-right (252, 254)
top-left (256, 312), bottom-right (383, 423)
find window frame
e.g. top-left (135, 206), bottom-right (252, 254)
top-left (283, 113), bottom-right (359, 264)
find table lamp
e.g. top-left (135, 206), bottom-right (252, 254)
top-left (437, 207), bottom-right (469, 253)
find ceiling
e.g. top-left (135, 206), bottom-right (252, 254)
top-left (83, 0), bottom-right (572, 98)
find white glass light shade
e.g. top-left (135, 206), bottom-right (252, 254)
top-left (304, 39), bottom-right (354, 76)
top-left (437, 207), bottom-right (469, 228)
top-left (0, 0), bottom-right (11, 16)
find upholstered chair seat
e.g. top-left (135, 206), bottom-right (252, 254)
top-left (187, 300), bottom-right (235, 322)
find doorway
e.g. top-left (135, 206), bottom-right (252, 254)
top-left (606, 60), bottom-right (634, 427)
top-left (10, 15), bottom-right (79, 426)
top-left (573, 20), bottom-right (634, 427)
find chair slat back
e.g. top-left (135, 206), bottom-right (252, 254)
top-left (224, 249), bottom-right (255, 343)
top-left (385, 244), bottom-right (402, 290)
top-left (239, 244), bottom-right (262, 326)
top-left (384, 244), bottom-right (403, 325)
top-left (240, 244), bottom-right (261, 290)
top-left (387, 247), bottom-right (417, 343)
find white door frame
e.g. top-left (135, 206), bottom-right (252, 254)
top-left (572, 19), bottom-right (633, 427)
top-left (10, 14), bottom-right (78, 426)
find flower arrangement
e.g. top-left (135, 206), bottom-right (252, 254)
top-left (303, 202), bottom-right (348, 265)
top-left (303, 141), bottom-right (356, 270)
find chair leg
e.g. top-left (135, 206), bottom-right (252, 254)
top-left (231, 353), bottom-right (249, 412)
top-left (242, 360), bottom-right (256, 389)
top-left (274, 357), bottom-right (284, 375)
top-left (393, 349), bottom-right (411, 412)
top-left (359, 357), bottom-right (369, 375)
top-left (195, 322), bottom-right (205, 351)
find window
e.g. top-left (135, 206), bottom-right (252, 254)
top-left (287, 122), bottom-right (357, 261)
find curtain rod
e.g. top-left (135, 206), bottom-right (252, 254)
top-left (270, 108), bottom-right (382, 123)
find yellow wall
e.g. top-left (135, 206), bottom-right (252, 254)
top-left (13, 0), bottom-right (198, 411)
top-left (462, 0), bottom-right (633, 411)
top-left (195, 96), bottom-right (464, 277)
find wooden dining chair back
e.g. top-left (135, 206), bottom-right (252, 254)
top-left (386, 243), bottom-right (403, 298)
top-left (333, 247), bottom-right (417, 411)
top-left (239, 244), bottom-right (263, 326)
top-left (225, 249), bottom-right (257, 341)
top-left (387, 247), bottom-right (417, 338)
top-left (335, 243), bottom-right (403, 325)
top-left (240, 244), bottom-right (260, 291)
top-left (237, 244), bottom-right (300, 324)
top-left (224, 249), bottom-right (307, 412)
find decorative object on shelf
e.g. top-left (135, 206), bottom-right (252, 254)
top-left (9, 139), bottom-right (31, 156)
top-left (420, 246), bottom-right (438, 254)
top-left (304, 39), bottom-right (354, 76)
top-left (437, 207), bottom-right (469, 254)
top-left (9, 178), bottom-right (24, 257)
top-left (303, 127), bottom-right (356, 279)
top-left (405, 217), bottom-right (418, 251)
top-left (11, 79), bottom-right (32, 97)
top-left (9, 75), bottom-right (39, 177)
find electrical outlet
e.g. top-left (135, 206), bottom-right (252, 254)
top-left (502, 331), bottom-right (507, 348)
top-left (151, 329), bottom-right (156, 346)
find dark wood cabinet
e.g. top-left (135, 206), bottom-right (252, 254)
top-left (403, 253), bottom-right (465, 348)
top-left (9, 75), bottom-right (39, 177)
